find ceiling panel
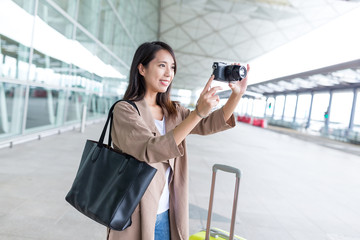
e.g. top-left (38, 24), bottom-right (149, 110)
top-left (159, 0), bottom-right (360, 91)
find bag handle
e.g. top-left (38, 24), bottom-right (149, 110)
top-left (98, 100), bottom-right (140, 147)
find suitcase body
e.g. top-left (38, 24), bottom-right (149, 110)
top-left (189, 228), bottom-right (246, 240)
top-left (189, 164), bottom-right (247, 240)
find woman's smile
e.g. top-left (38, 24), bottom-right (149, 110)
top-left (160, 79), bottom-right (171, 86)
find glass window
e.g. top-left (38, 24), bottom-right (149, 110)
top-left (273, 95), bottom-right (285, 120)
top-left (265, 97), bottom-right (275, 117)
top-left (353, 90), bottom-right (360, 132)
top-left (311, 92), bottom-right (330, 122)
top-left (66, 91), bottom-right (86, 123)
top-left (29, 49), bottom-right (72, 87)
top-left (253, 98), bottom-right (266, 118)
top-left (295, 94), bottom-right (311, 124)
top-left (309, 92), bottom-right (330, 132)
top-left (111, 23), bottom-right (134, 65)
top-left (97, 97), bottom-right (108, 114)
top-left (37, 0), bottom-right (74, 38)
top-left (0, 35), bottom-right (31, 81)
top-left (0, 82), bottom-right (26, 139)
top-left (283, 94), bottom-right (297, 122)
top-left (77, 0), bottom-right (101, 37)
top-left (98, 0), bottom-right (116, 51)
top-left (238, 97), bottom-right (248, 116)
top-left (87, 94), bottom-right (97, 119)
top-left (51, 0), bottom-right (78, 19)
top-left (330, 90), bottom-right (353, 129)
top-left (75, 29), bottom-right (98, 57)
top-left (25, 87), bottom-right (65, 131)
top-left (11, 0), bottom-right (36, 15)
top-left (135, 0), bottom-right (159, 42)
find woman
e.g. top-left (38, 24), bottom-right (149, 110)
top-left (109, 41), bottom-right (249, 240)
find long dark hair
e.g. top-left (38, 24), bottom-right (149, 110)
top-left (123, 41), bottom-right (178, 117)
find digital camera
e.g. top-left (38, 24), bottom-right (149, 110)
top-left (212, 62), bottom-right (247, 82)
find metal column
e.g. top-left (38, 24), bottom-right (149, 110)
top-left (250, 98), bottom-right (254, 118)
top-left (306, 92), bottom-right (314, 129)
top-left (281, 95), bottom-right (287, 121)
top-left (348, 88), bottom-right (358, 132)
top-left (324, 90), bottom-right (333, 135)
top-left (293, 93), bottom-right (299, 123)
top-left (245, 98), bottom-right (249, 116)
top-left (271, 96), bottom-right (276, 120)
top-left (21, 0), bottom-right (39, 134)
top-left (0, 82), bottom-right (9, 133)
top-left (264, 97), bottom-right (268, 118)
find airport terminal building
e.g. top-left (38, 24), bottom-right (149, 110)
top-left (1, 1), bottom-right (360, 239)
top-left (1, 0), bottom-right (360, 147)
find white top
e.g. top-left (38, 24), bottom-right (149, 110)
top-left (154, 116), bottom-right (171, 214)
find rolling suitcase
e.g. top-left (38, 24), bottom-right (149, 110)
top-left (189, 164), bottom-right (247, 240)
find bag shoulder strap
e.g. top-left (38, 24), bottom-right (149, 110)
top-left (98, 100), bottom-right (140, 147)
top-left (108, 100), bottom-right (140, 146)
top-left (110, 99), bottom-right (140, 116)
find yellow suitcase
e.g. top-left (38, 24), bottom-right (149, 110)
top-left (189, 164), bottom-right (247, 240)
top-left (189, 227), bottom-right (246, 240)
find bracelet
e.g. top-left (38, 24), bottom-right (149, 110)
top-left (195, 105), bottom-right (207, 119)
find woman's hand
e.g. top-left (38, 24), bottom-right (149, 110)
top-left (228, 63), bottom-right (250, 96)
top-left (196, 75), bottom-right (223, 117)
top-left (173, 75), bottom-right (222, 144)
top-left (222, 63), bottom-right (250, 122)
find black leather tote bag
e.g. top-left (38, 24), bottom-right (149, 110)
top-left (65, 100), bottom-right (157, 231)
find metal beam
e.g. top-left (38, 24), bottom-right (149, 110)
top-left (250, 59), bottom-right (360, 88)
top-left (262, 82), bottom-right (360, 97)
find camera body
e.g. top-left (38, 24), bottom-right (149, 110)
top-left (212, 62), bottom-right (247, 82)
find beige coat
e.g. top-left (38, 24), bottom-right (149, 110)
top-left (108, 98), bottom-right (235, 240)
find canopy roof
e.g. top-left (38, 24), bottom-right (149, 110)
top-left (159, 0), bottom-right (360, 91)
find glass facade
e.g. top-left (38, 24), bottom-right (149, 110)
top-left (0, 0), bottom-right (159, 141)
top-left (237, 87), bottom-right (359, 139)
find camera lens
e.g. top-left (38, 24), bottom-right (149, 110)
top-left (239, 66), bottom-right (247, 79)
top-left (225, 65), bottom-right (247, 81)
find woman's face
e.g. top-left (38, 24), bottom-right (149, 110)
top-left (139, 49), bottom-right (175, 95)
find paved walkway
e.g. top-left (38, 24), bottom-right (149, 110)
top-left (1, 121), bottom-right (360, 240)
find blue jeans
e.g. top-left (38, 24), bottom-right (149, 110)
top-left (154, 210), bottom-right (170, 240)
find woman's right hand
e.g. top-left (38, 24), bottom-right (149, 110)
top-left (196, 75), bottom-right (223, 117)
top-left (173, 75), bottom-right (222, 145)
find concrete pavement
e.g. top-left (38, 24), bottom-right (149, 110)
top-left (1, 121), bottom-right (360, 240)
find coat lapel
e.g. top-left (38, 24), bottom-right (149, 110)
top-left (135, 99), bottom-right (175, 169)
top-left (163, 106), bottom-right (176, 171)
top-left (135, 99), bottom-right (160, 136)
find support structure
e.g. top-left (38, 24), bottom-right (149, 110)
top-left (306, 92), bottom-right (314, 129)
top-left (281, 95), bottom-right (287, 121)
top-left (348, 88), bottom-right (358, 132)
top-left (293, 93), bottom-right (299, 123)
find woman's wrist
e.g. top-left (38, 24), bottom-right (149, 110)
top-left (230, 92), bottom-right (243, 99)
top-left (195, 104), bottom-right (208, 119)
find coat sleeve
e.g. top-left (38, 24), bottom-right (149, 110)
top-left (179, 105), bottom-right (236, 135)
top-left (111, 102), bottom-right (184, 163)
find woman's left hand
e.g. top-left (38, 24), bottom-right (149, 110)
top-left (228, 63), bottom-right (250, 96)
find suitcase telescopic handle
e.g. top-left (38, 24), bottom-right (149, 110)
top-left (213, 164), bottom-right (241, 178)
top-left (205, 164), bottom-right (241, 240)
